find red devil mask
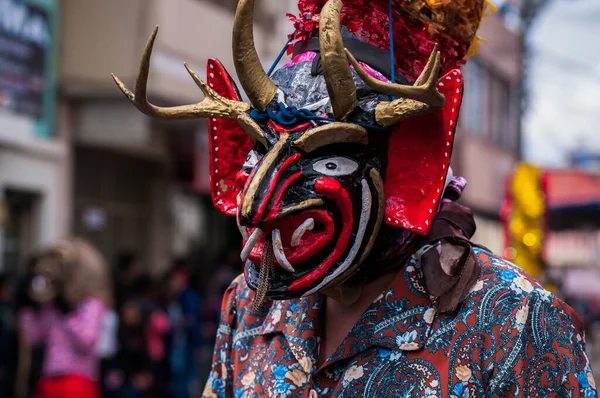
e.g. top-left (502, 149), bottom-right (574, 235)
top-left (113, 0), bottom-right (485, 299)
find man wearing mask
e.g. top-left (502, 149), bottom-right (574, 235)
top-left (113, 0), bottom-right (595, 395)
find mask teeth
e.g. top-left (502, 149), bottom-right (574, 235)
top-left (237, 217), bottom-right (250, 241)
top-left (272, 229), bottom-right (296, 273)
top-left (240, 228), bottom-right (263, 263)
top-left (291, 218), bottom-right (315, 248)
top-left (252, 236), bottom-right (274, 312)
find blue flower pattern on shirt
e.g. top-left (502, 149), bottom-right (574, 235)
top-left (202, 249), bottom-right (597, 397)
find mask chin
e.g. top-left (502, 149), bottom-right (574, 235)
top-left (245, 260), bottom-right (293, 300)
top-left (244, 172), bottom-right (386, 300)
top-left (244, 259), bottom-right (325, 300)
top-left (244, 244), bottom-right (376, 301)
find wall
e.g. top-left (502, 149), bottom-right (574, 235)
top-left (0, 149), bottom-right (62, 241)
top-left (58, 0), bottom-right (298, 272)
top-left (59, 0), bottom-right (295, 101)
top-left (454, 135), bottom-right (517, 214)
top-left (453, 11), bottom-right (523, 252)
top-left (472, 216), bottom-right (505, 256)
top-left (477, 10), bottom-right (522, 84)
top-left (0, 146), bottom-right (65, 271)
top-left (0, 106), bottom-right (69, 271)
top-left (547, 230), bottom-right (600, 268)
top-left (0, 0), bottom-right (67, 270)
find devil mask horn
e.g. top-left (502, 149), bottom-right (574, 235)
top-left (113, 0), bottom-right (487, 299)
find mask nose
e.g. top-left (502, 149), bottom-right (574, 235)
top-left (238, 172), bottom-right (276, 227)
top-left (238, 194), bottom-right (261, 227)
top-left (239, 153), bottom-right (302, 227)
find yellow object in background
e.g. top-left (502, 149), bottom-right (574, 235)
top-left (504, 163), bottom-right (546, 279)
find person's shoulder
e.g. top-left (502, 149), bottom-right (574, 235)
top-left (465, 249), bottom-right (593, 395)
top-left (217, 273), bottom-right (272, 334)
top-left (220, 273), bottom-right (254, 314)
top-left (224, 273), bottom-right (250, 299)
top-left (471, 247), bottom-right (546, 297)
top-left (468, 247), bottom-right (583, 332)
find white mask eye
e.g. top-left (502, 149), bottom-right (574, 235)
top-left (243, 150), bottom-right (260, 170)
top-left (313, 157), bottom-right (359, 176)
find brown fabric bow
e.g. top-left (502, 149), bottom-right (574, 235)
top-left (344, 201), bottom-right (482, 313)
top-left (417, 202), bottom-right (481, 314)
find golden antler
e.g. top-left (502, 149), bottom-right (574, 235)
top-left (319, 0), bottom-right (357, 120)
top-left (233, 0), bottom-right (279, 112)
top-left (112, 27), bottom-right (250, 120)
top-left (346, 45), bottom-right (446, 127)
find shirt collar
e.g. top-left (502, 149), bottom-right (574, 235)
top-left (329, 258), bottom-right (436, 364)
top-left (258, 256), bottom-right (436, 368)
top-left (259, 292), bottom-right (324, 371)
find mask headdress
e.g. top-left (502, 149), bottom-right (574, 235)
top-left (319, 0), bottom-right (357, 119)
top-left (232, 0), bottom-right (279, 111)
top-left (113, 0), bottom-right (488, 300)
top-left (111, 26), bottom-right (250, 120)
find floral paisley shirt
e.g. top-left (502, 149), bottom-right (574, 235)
top-left (203, 248), bottom-right (597, 397)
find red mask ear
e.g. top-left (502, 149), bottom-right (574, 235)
top-left (384, 69), bottom-right (463, 235)
top-left (207, 59), bottom-right (254, 216)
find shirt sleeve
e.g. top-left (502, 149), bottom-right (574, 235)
top-left (488, 290), bottom-right (598, 397)
top-left (202, 275), bottom-right (243, 398)
top-left (63, 297), bottom-right (105, 353)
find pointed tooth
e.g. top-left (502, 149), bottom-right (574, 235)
top-left (272, 229), bottom-right (295, 272)
top-left (240, 228), bottom-right (263, 262)
top-left (291, 218), bottom-right (315, 247)
top-left (237, 218), bottom-right (250, 241)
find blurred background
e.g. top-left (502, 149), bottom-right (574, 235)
top-left (0, 0), bottom-right (598, 396)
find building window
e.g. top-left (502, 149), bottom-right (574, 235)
top-left (461, 59), bottom-right (519, 154)
top-left (489, 74), bottom-right (509, 147)
top-left (460, 60), bottom-right (486, 135)
top-left (199, 0), bottom-right (276, 30)
top-left (488, 71), bottom-right (518, 152)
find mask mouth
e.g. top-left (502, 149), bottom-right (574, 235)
top-left (241, 209), bottom-right (335, 273)
top-left (243, 176), bottom-right (374, 299)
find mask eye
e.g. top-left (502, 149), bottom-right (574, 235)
top-left (242, 150), bottom-right (260, 173)
top-left (313, 157), bottom-right (359, 176)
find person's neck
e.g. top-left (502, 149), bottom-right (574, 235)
top-left (317, 270), bottom-right (398, 366)
top-left (322, 270), bottom-right (397, 308)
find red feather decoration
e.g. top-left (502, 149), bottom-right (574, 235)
top-left (289, 0), bottom-right (488, 82)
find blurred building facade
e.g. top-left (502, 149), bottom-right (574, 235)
top-left (546, 169), bottom-right (600, 271)
top-left (58, 0), bottom-right (295, 274)
top-left (0, 0), bottom-right (69, 274)
top-left (453, 5), bottom-right (523, 255)
top-left (0, 0), bottom-right (545, 275)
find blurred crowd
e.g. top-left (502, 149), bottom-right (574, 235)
top-left (0, 239), bottom-right (241, 398)
top-left (0, 241), bottom-right (598, 398)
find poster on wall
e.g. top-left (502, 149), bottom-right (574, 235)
top-left (0, 0), bottom-right (54, 136)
